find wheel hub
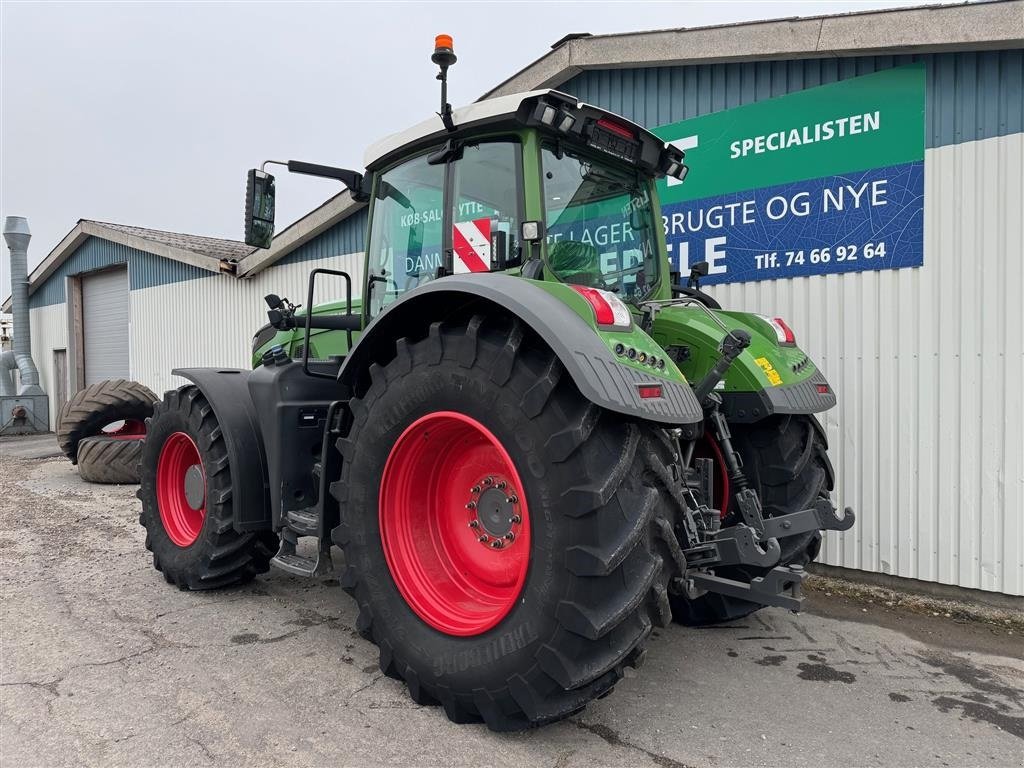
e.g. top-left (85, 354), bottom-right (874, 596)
top-left (466, 477), bottom-right (522, 548)
top-left (183, 464), bottom-right (205, 510)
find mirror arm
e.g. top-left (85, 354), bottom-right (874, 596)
top-left (286, 161), bottom-right (368, 200)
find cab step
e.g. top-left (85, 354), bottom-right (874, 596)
top-left (284, 508), bottom-right (320, 536)
top-left (270, 530), bottom-right (333, 577)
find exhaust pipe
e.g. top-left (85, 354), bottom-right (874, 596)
top-left (3, 216), bottom-right (44, 396)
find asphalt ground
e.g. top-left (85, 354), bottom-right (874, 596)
top-left (2, 445), bottom-right (1022, 768)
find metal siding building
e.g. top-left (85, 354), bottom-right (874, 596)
top-left (483, 6), bottom-right (1024, 597)
top-left (10, 2), bottom-right (1023, 598)
top-left (559, 53), bottom-right (1024, 598)
top-left (21, 211), bottom-right (367, 421)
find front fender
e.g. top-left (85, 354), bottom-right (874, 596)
top-left (340, 274), bottom-right (703, 427)
top-left (170, 368), bottom-right (272, 531)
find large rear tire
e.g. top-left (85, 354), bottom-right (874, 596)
top-left (332, 316), bottom-right (681, 731)
top-left (57, 379), bottom-right (157, 464)
top-left (671, 413), bottom-right (833, 625)
top-left (137, 386), bottom-right (278, 590)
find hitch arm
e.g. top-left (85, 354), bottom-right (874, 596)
top-left (691, 564), bottom-right (808, 612)
top-left (761, 499), bottom-right (856, 540)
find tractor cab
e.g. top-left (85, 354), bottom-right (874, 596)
top-left (244, 37), bottom-right (686, 356)
top-left (359, 90), bottom-right (680, 319)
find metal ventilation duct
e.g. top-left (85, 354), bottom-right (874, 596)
top-left (2, 217), bottom-right (43, 396)
top-left (1, 216), bottom-right (47, 434)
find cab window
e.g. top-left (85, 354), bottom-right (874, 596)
top-left (541, 143), bottom-right (660, 299)
top-left (366, 153), bottom-right (445, 316)
top-left (449, 141), bottom-right (522, 273)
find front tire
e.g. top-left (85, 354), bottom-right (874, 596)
top-left (671, 413), bottom-right (833, 625)
top-left (332, 316), bottom-right (680, 731)
top-left (137, 386), bottom-right (278, 590)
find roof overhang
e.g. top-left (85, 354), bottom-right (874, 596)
top-left (2, 220), bottom-right (228, 311)
top-left (483, 1), bottom-right (1024, 98)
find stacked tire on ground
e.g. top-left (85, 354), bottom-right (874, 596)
top-left (56, 379), bottom-right (159, 484)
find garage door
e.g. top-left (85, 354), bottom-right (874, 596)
top-left (83, 267), bottom-right (130, 385)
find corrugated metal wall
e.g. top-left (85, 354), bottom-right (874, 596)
top-left (27, 303), bottom-right (69, 426)
top-left (565, 52), bottom-right (1024, 596)
top-left (562, 51), bottom-right (1024, 148)
top-left (130, 250), bottom-right (365, 397)
top-left (29, 236), bottom-right (210, 308)
top-left (278, 208), bottom-right (368, 266)
top-left (716, 133), bottom-right (1022, 596)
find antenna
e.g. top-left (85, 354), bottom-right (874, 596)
top-left (431, 34), bottom-right (457, 133)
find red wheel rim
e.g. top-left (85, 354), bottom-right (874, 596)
top-left (694, 432), bottom-right (730, 518)
top-left (156, 432), bottom-right (206, 547)
top-left (104, 419), bottom-right (147, 438)
top-left (379, 411), bottom-right (531, 636)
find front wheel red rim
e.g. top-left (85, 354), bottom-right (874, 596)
top-left (379, 411), bottom-right (531, 637)
top-left (156, 432), bottom-right (206, 547)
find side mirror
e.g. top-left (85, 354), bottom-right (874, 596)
top-left (245, 169), bottom-right (276, 249)
top-left (687, 260), bottom-right (710, 289)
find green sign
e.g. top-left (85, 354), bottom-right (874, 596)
top-left (652, 64), bottom-right (926, 283)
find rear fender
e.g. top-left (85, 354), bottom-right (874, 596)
top-left (339, 274), bottom-right (703, 429)
top-left (170, 368), bottom-right (272, 531)
top-left (650, 307), bottom-right (836, 423)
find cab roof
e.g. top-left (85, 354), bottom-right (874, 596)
top-left (364, 89), bottom-right (552, 168)
top-left (363, 88), bottom-right (661, 170)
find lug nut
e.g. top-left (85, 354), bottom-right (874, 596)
top-left (466, 501), bottom-right (477, 510)
top-left (511, 514), bottom-right (521, 524)
top-left (484, 476), bottom-right (494, 486)
top-left (505, 532), bottom-right (515, 542)
top-left (478, 534), bottom-right (489, 543)
top-left (468, 520), bottom-right (479, 528)
top-left (471, 485), bottom-right (481, 494)
top-left (490, 539), bottom-right (503, 549)
top-left (497, 480), bottom-right (507, 490)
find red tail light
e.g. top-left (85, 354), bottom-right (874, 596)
top-left (569, 285), bottom-right (632, 329)
top-left (757, 315), bottom-right (797, 346)
top-left (596, 118), bottom-right (635, 140)
top-left (637, 384), bottom-right (663, 399)
top-left (773, 317), bottom-right (796, 345)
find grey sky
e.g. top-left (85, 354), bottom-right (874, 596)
top-left (2, 0), bottom-right (948, 289)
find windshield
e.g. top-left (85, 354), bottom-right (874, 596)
top-left (541, 144), bottom-right (660, 300)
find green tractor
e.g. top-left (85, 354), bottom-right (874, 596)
top-left (138, 36), bottom-right (853, 730)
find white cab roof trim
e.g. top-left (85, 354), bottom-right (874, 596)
top-left (363, 89), bottom-right (564, 168)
